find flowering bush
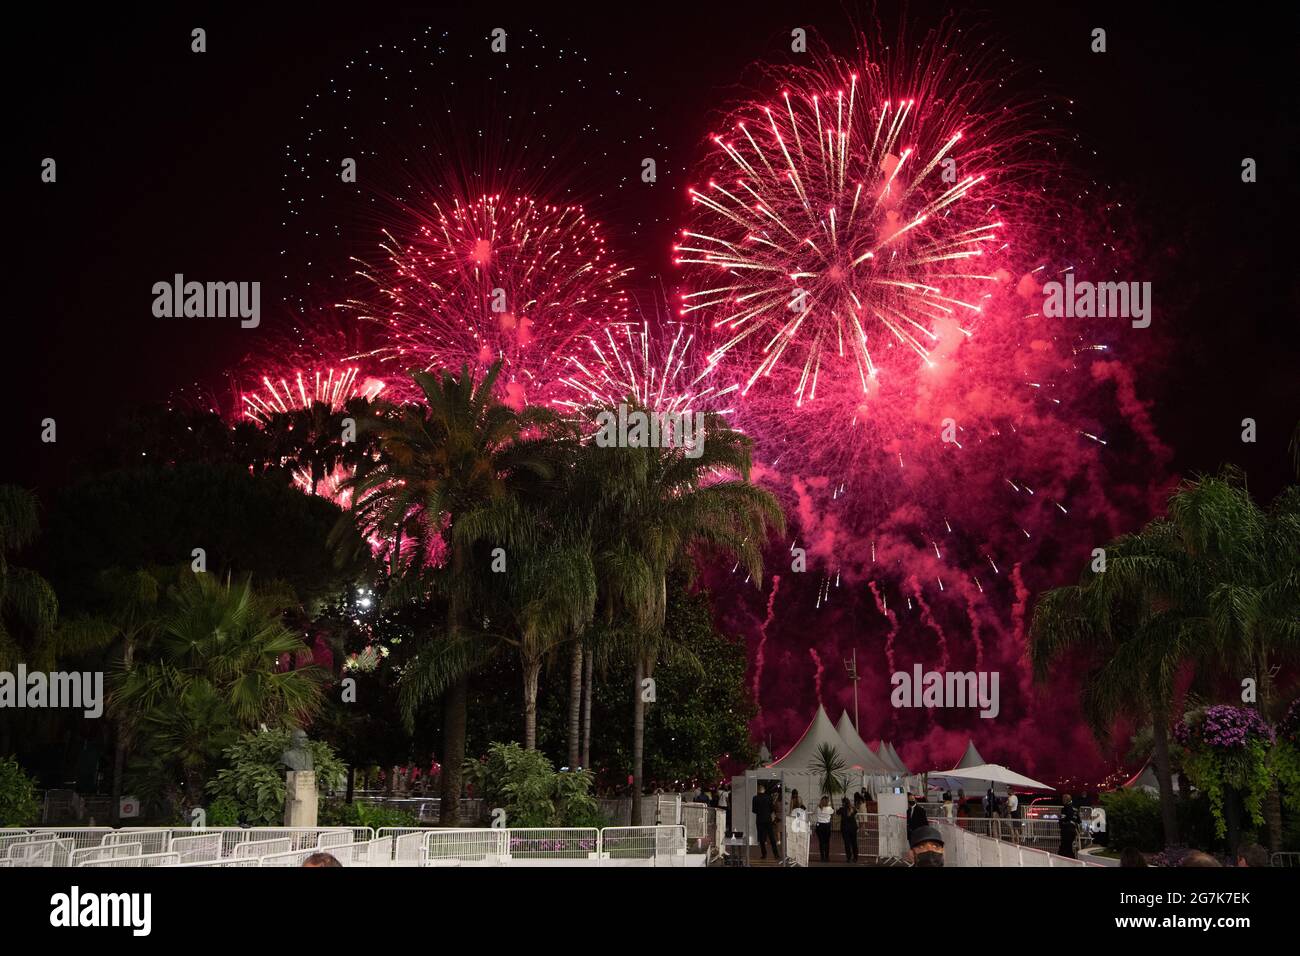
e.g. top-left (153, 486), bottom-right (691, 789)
top-left (1175, 705), bottom-right (1274, 838)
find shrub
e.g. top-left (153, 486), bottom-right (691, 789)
top-left (1100, 788), bottom-right (1163, 852)
top-left (0, 756), bottom-right (40, 827)
top-left (464, 741), bottom-right (601, 827)
top-left (205, 728), bottom-right (346, 826)
top-left (318, 800), bottom-right (420, 829)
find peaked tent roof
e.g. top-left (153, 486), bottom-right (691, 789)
top-left (768, 704), bottom-right (854, 771)
top-left (886, 742), bottom-right (910, 774)
top-left (955, 739), bottom-right (986, 769)
top-left (873, 740), bottom-right (908, 774)
top-left (834, 712), bottom-right (893, 773)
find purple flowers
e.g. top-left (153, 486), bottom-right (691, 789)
top-left (1176, 705), bottom-right (1275, 751)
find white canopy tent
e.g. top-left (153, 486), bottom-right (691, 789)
top-left (834, 712), bottom-right (894, 774)
top-left (954, 739), bottom-right (986, 769)
top-left (926, 762), bottom-right (1055, 795)
top-left (730, 706), bottom-right (922, 849)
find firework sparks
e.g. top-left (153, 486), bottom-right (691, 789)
top-left (343, 192), bottom-right (631, 408)
top-left (239, 366), bottom-right (387, 424)
top-left (677, 41), bottom-right (1040, 408)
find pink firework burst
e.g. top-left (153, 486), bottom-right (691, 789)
top-left (677, 36), bottom-right (1042, 407)
top-left (555, 294), bottom-right (739, 419)
top-left (239, 365), bottom-right (388, 425)
top-left (345, 192), bottom-right (631, 409)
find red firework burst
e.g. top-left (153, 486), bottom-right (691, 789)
top-left (345, 192), bottom-right (631, 408)
top-left (677, 37), bottom-right (1043, 407)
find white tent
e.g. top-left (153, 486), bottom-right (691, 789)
top-left (886, 742), bottom-right (910, 774)
top-left (768, 704), bottom-right (851, 772)
top-left (873, 740), bottom-right (908, 774)
top-left (1122, 760), bottom-right (1180, 795)
top-left (926, 763), bottom-right (1055, 792)
top-left (954, 739), bottom-right (986, 769)
top-left (834, 712), bottom-right (894, 774)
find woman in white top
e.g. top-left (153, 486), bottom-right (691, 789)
top-left (814, 796), bottom-right (834, 862)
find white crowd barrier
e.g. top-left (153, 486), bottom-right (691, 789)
top-left (932, 820), bottom-right (1102, 867)
top-left (0, 824), bottom-right (694, 868)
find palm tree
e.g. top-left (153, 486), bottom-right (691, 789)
top-left (576, 403), bottom-right (784, 823)
top-left (114, 571), bottom-right (325, 816)
top-left (0, 485), bottom-right (59, 673)
top-left (810, 743), bottom-right (849, 800)
top-left (1030, 520), bottom-right (1191, 847)
top-left (59, 568), bottom-right (163, 823)
top-left (1167, 470), bottom-right (1300, 848)
top-left (341, 361), bottom-right (561, 824)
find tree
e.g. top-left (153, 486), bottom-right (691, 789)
top-left (343, 362), bottom-right (561, 824)
top-left (575, 404), bottom-right (784, 823)
top-left (810, 743), bottom-right (849, 800)
top-left (1030, 519), bottom-right (1191, 847)
top-left (0, 755), bottom-right (41, 826)
top-left (58, 568), bottom-right (163, 823)
top-left (0, 485), bottom-right (59, 672)
top-left (114, 571), bottom-right (326, 818)
top-left (1168, 471), bottom-right (1300, 848)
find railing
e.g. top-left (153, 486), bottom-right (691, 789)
top-left (933, 820), bottom-right (1103, 867)
top-left (1270, 852), bottom-right (1299, 867)
top-left (2, 824), bottom-right (693, 868)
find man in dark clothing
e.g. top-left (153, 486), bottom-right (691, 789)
top-left (752, 785), bottom-right (777, 860)
top-left (1058, 793), bottom-right (1080, 859)
top-left (907, 793), bottom-right (929, 834)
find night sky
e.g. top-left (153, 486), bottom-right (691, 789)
top-left (10, 3), bottom-right (1298, 494)
top-left (8, 2), bottom-right (1300, 778)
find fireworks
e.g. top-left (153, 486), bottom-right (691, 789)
top-left (555, 295), bottom-right (738, 418)
top-left (678, 39), bottom-right (1040, 407)
top-left (344, 192), bottom-right (631, 408)
top-left (239, 366), bottom-right (387, 424)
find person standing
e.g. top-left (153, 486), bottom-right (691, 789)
top-left (907, 792), bottom-right (929, 835)
top-left (942, 790), bottom-right (953, 822)
top-left (815, 796), bottom-right (834, 863)
top-left (752, 784), bottom-right (776, 860)
top-left (838, 797), bottom-right (859, 863)
top-left (1058, 792), bottom-right (1080, 859)
top-left (1005, 789), bottom-right (1020, 843)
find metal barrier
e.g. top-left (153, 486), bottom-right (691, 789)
top-left (70, 842), bottom-right (145, 866)
top-left (4, 823), bottom-right (696, 868)
top-left (423, 828), bottom-right (508, 866)
top-left (506, 827), bottom-right (601, 864)
top-left (83, 852), bottom-right (182, 868)
top-left (933, 820), bottom-right (1102, 867)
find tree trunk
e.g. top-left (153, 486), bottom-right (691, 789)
top-left (630, 657), bottom-right (646, 825)
top-left (1150, 709), bottom-right (1181, 847)
top-left (111, 637), bottom-right (134, 826)
top-left (439, 541), bottom-right (468, 826)
top-left (523, 656), bottom-right (541, 750)
top-left (581, 648), bottom-right (593, 769)
top-left (1253, 650), bottom-right (1283, 850)
top-left (567, 641), bottom-right (583, 767)
top-left (438, 676), bottom-right (468, 825)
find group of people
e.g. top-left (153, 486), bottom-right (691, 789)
top-left (749, 784), bottom-right (876, 863)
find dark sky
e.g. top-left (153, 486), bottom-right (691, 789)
top-left (10, 1), bottom-right (1299, 498)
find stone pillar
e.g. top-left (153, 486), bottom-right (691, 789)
top-left (285, 770), bottom-right (318, 827)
